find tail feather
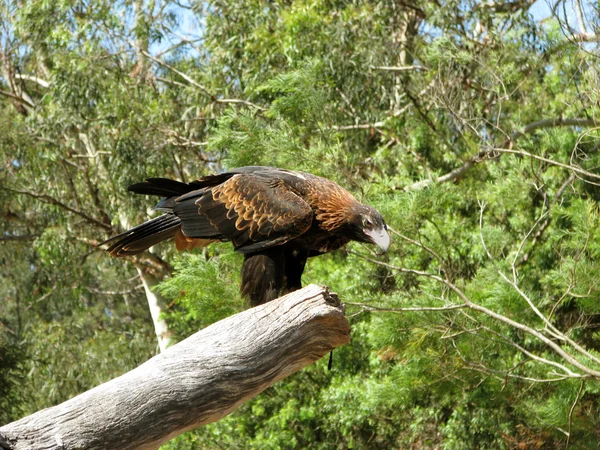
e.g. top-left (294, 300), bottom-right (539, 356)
top-left (128, 174), bottom-right (236, 198)
top-left (103, 176), bottom-right (233, 258)
top-left (104, 214), bottom-right (181, 257)
top-left (128, 178), bottom-right (194, 197)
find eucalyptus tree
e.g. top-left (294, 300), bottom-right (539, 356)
top-left (0, 0), bottom-right (226, 414)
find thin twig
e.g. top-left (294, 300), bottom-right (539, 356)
top-left (462, 361), bottom-right (578, 383)
top-left (479, 201), bottom-right (600, 366)
top-left (566, 380), bottom-right (585, 449)
top-left (0, 89), bottom-right (34, 107)
top-left (503, 118), bottom-right (598, 147)
top-left (404, 118), bottom-right (599, 191)
top-left (477, 324), bottom-right (579, 377)
top-left (387, 226), bottom-right (445, 264)
top-left (0, 234), bottom-right (38, 242)
top-left (331, 102), bottom-right (412, 131)
top-left (370, 65), bottom-right (428, 72)
top-left (6, 188), bottom-right (113, 231)
top-left (71, 151), bottom-right (113, 158)
top-left (493, 147), bottom-right (600, 181)
top-left (351, 252), bottom-right (600, 379)
top-left (346, 302), bottom-right (466, 313)
top-left (141, 50), bottom-right (266, 111)
top-left (333, 82), bottom-right (432, 131)
top-left (516, 174), bottom-right (576, 266)
top-left (574, 0), bottom-right (588, 35)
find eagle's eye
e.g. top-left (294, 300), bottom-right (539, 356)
top-left (362, 217), bottom-right (373, 228)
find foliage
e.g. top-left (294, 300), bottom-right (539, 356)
top-left (2, 0), bottom-right (600, 448)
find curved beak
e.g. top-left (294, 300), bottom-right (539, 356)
top-left (364, 226), bottom-right (391, 253)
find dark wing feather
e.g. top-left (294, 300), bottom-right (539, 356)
top-left (190, 174), bottom-right (313, 252)
top-left (173, 192), bottom-right (222, 238)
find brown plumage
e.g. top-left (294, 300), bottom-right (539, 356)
top-left (104, 166), bottom-right (390, 306)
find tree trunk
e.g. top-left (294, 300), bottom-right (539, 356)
top-left (133, 0), bottom-right (150, 82)
top-left (135, 264), bottom-right (172, 352)
top-left (120, 213), bottom-right (173, 353)
top-left (390, 1), bottom-right (422, 113)
top-left (0, 285), bottom-right (350, 450)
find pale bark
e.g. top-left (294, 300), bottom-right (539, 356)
top-left (117, 212), bottom-right (172, 352)
top-left (0, 285), bottom-right (350, 450)
top-left (135, 264), bottom-right (172, 352)
top-left (390, 3), bottom-right (421, 113)
top-left (133, 0), bottom-right (150, 81)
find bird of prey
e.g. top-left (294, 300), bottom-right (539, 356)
top-left (104, 166), bottom-right (390, 306)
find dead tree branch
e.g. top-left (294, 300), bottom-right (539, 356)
top-left (0, 285), bottom-right (349, 450)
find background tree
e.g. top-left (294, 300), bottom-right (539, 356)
top-left (2, 0), bottom-right (600, 448)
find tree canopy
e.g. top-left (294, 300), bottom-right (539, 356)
top-left (2, 0), bottom-right (600, 448)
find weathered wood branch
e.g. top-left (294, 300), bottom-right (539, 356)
top-left (0, 284), bottom-right (350, 450)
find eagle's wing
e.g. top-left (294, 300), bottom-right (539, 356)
top-left (173, 173), bottom-right (313, 253)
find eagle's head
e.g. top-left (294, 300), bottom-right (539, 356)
top-left (348, 204), bottom-right (390, 253)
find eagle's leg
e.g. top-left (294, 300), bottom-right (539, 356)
top-left (282, 248), bottom-right (308, 295)
top-left (241, 249), bottom-right (285, 307)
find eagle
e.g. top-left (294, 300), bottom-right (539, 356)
top-left (104, 166), bottom-right (390, 306)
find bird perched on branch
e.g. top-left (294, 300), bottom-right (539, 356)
top-left (104, 166), bottom-right (390, 306)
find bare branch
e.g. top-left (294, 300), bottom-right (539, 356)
top-left (516, 174), bottom-right (575, 266)
top-left (462, 360), bottom-right (577, 383)
top-left (480, 201), bottom-right (600, 367)
top-left (13, 74), bottom-right (50, 88)
top-left (500, 270), bottom-right (600, 367)
top-left (574, 0), bottom-right (588, 34)
top-left (346, 302), bottom-right (466, 313)
top-left (332, 86), bottom-right (428, 131)
top-left (70, 151), bottom-right (113, 158)
top-left (570, 32), bottom-right (600, 42)
top-left (504, 118), bottom-right (598, 148)
top-left (335, 87), bottom-right (359, 118)
top-left (492, 147), bottom-right (600, 181)
top-left (0, 89), bottom-right (34, 107)
top-left (332, 122), bottom-right (386, 131)
top-left (6, 188), bottom-right (113, 231)
top-left (351, 253), bottom-right (600, 379)
top-left (387, 226), bottom-right (445, 265)
top-left (141, 50), bottom-right (266, 111)
top-left (566, 380), bottom-right (586, 449)
top-left (0, 234), bottom-right (38, 242)
top-left (476, 0), bottom-right (536, 14)
top-left (156, 76), bottom-right (187, 88)
top-left (404, 161), bottom-right (475, 191)
top-left (86, 285), bottom-right (144, 296)
top-left (475, 324), bottom-right (580, 377)
top-left (404, 117), bottom-right (599, 191)
top-left (370, 65), bottom-right (428, 72)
